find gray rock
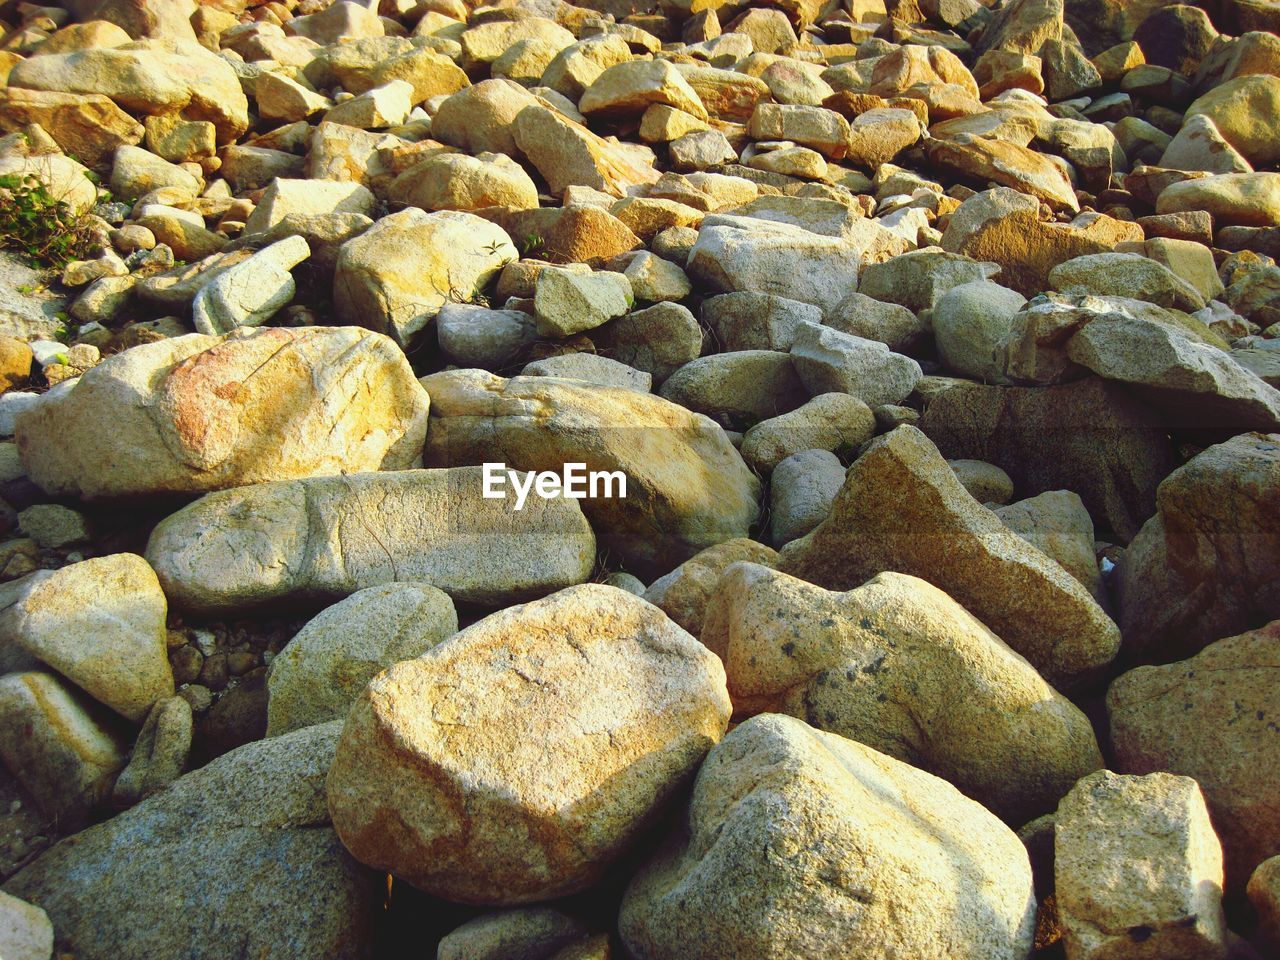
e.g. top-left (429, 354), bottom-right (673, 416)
top-left (740, 393), bottom-right (874, 475)
top-left (437, 303), bottom-right (537, 369)
top-left (995, 490), bottom-right (1106, 604)
top-left (658, 351), bottom-right (808, 423)
top-left (824, 291), bottom-right (926, 353)
top-left (934, 280), bottom-right (1028, 381)
top-left (534, 267), bottom-right (633, 337)
top-left (111, 696), bottom-right (193, 808)
top-left (192, 235), bottom-right (310, 335)
top-left (789, 323), bottom-right (922, 408)
top-left (522, 353), bottom-right (652, 392)
top-left (4, 722), bottom-right (381, 960)
top-left (0, 891), bottom-right (52, 960)
top-left (858, 248), bottom-right (1000, 312)
top-left (438, 909), bottom-right (588, 960)
top-left (702, 292), bottom-right (822, 352)
top-left (769, 448), bottom-right (847, 547)
top-left (592, 302), bottom-right (702, 385)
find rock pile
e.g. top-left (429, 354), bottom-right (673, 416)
top-left (0, 0), bottom-right (1277, 956)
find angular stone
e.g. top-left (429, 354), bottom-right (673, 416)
top-left (618, 714), bottom-right (1037, 960)
top-left (1115, 433), bottom-right (1280, 662)
top-left (779, 426), bottom-right (1121, 689)
top-left (925, 134), bottom-right (1079, 212)
top-left (111, 695), bottom-right (192, 808)
top-left (0, 891), bottom-right (52, 960)
top-left (789, 323), bottom-right (922, 408)
top-left (0, 554), bottom-right (172, 723)
top-left (642, 538), bottom-right (779, 638)
top-left (1156, 172), bottom-right (1280, 228)
top-left (522, 353), bottom-right (652, 392)
top-left (1184, 74), bottom-right (1280, 167)
top-left (422, 370), bottom-right (760, 579)
top-left (192, 235), bottom-right (310, 336)
top-left (243, 177), bottom-right (374, 236)
top-left (326, 584), bottom-right (731, 904)
top-left (534, 267), bottom-right (633, 337)
top-left (513, 104), bottom-right (659, 198)
top-left (387, 152), bottom-right (539, 213)
top-left (591, 301), bottom-right (702, 385)
top-left (580, 59), bottom-right (707, 120)
top-left (430, 79), bottom-right (539, 159)
top-left (16, 327), bottom-right (429, 499)
top-left (0, 87), bottom-right (143, 167)
top-left (702, 292), bottom-right (821, 353)
top-left (995, 490), bottom-right (1106, 604)
top-left (1055, 770), bottom-right (1228, 960)
top-left (740, 393), bottom-right (875, 474)
top-left (1160, 113), bottom-right (1254, 175)
top-left (917, 376), bottom-right (1177, 542)
top-left (266, 582), bottom-right (457, 737)
top-left (703, 564), bottom-right (1103, 822)
top-left (145, 467), bottom-right (596, 613)
top-left (747, 103), bottom-right (851, 160)
top-left (1049, 252), bottom-right (1206, 312)
top-left (658, 350), bottom-right (808, 424)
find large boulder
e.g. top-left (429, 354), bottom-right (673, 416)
top-left (3, 723), bottom-right (381, 960)
top-left (333, 208), bottom-right (516, 348)
top-left (779, 426), bottom-right (1121, 689)
top-left (15, 327), bottom-right (429, 499)
top-left (7, 45), bottom-right (249, 142)
top-left (326, 585), bottom-right (731, 904)
top-left (1115, 433), bottom-right (1280, 663)
top-left (422, 370), bottom-right (761, 579)
top-left (144, 467), bottom-right (596, 613)
top-left (618, 714), bottom-right (1037, 960)
top-left (0, 88), bottom-right (143, 167)
top-left (1109, 622), bottom-right (1280, 890)
top-left (702, 563), bottom-right (1103, 823)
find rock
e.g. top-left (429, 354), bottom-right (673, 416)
top-left (243, 177), bottom-right (375, 236)
top-left (7, 46), bottom-right (249, 142)
top-left (334, 208), bottom-right (516, 347)
top-left (267, 582), bottom-right (458, 737)
top-left (702, 292), bottom-right (822, 352)
top-left (618, 714), bottom-right (1037, 960)
top-left (1160, 114), bottom-right (1254, 175)
top-left (949, 459), bottom-right (1015, 504)
top-left (191, 235), bottom-right (310, 336)
top-left (917, 376), bottom-right (1178, 542)
top-left (534, 267), bottom-right (633, 337)
top-left (591, 301), bottom-right (702, 384)
top-left (0, 554), bottom-right (172, 722)
top-left (255, 72), bottom-right (333, 124)
top-left (0, 88), bottom-right (143, 168)
top-left (0, 670), bottom-right (126, 826)
top-left (0, 337), bottom-right (33, 393)
top-left (747, 103), bottom-right (850, 159)
top-left (769, 448), bottom-right (845, 546)
top-left (513, 104), bottom-right (659, 198)
top-left (437, 303), bottom-right (536, 368)
top-left (1184, 74), bottom-right (1280, 167)
top-left (934, 281), bottom-right (1028, 381)
top-left (1156, 172), bottom-right (1280, 228)
top-left (580, 60), bottom-right (707, 120)
top-left (703, 564), bottom-right (1103, 822)
top-left (1049, 252), bottom-right (1206, 312)
top-left (110, 695), bottom-right (192, 807)
top-left (642, 538), bottom-right (779, 638)
top-left (0, 891), bottom-right (52, 960)
top-left (740, 393), bottom-right (875, 474)
top-left (145, 467), bottom-right (596, 613)
top-left (17, 503), bottom-right (89, 548)
top-left (1116, 433), bottom-right (1280, 663)
top-left (326, 584), bottom-right (731, 903)
top-left (779, 426), bottom-right (1121, 689)
top-left (143, 114), bottom-right (215, 163)
top-left (324, 80), bottom-right (413, 129)
top-left (17, 327), bottom-right (429, 499)
top-left (1055, 770), bottom-right (1228, 960)
top-left (4, 722), bottom-right (381, 960)
top-left (668, 129), bottom-right (736, 171)
top-left (844, 108), bottom-right (922, 169)
top-left (430, 80), bottom-right (539, 159)
top-left (926, 135), bottom-right (1079, 212)
top-left (438, 909), bottom-right (588, 960)
top-left (1134, 4), bottom-right (1217, 73)
top-left (1040, 39), bottom-right (1102, 100)
top-left (789, 323), bottom-right (923, 408)
top-left (388, 152), bottom-right (539, 213)
top-left (658, 350), bottom-right (808, 424)
top-left (859, 249), bottom-right (999, 313)
top-left (995, 490), bottom-right (1106, 604)
top-left (423, 370), bottom-right (760, 579)
top-left (522, 352), bottom-right (651, 392)
top-left (1109, 622), bottom-right (1280, 890)
top-left (1064, 311), bottom-right (1280, 431)
top-left (621, 251), bottom-right (691, 303)
top-left (1249, 857), bottom-right (1280, 954)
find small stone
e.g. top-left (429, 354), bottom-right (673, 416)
top-left (642, 538), bottom-right (779, 639)
top-left (534, 267), bottom-right (633, 338)
top-left (789, 323), bottom-right (922, 408)
top-left (0, 890), bottom-right (53, 960)
top-left (740, 393), bottom-right (875, 475)
top-left (16, 503), bottom-right (90, 547)
top-left (948, 459), bottom-right (1015, 504)
top-left (111, 696), bottom-right (193, 808)
top-left (769, 448), bottom-right (846, 546)
top-left (192, 235), bottom-right (310, 336)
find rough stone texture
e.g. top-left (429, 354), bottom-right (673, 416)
top-left (16, 327), bottom-right (429, 499)
top-left (333, 208), bottom-right (517, 347)
top-left (111, 695), bottom-right (192, 808)
top-left (0, 891), bottom-right (52, 960)
top-left (192, 235), bottom-right (311, 336)
top-left (266, 583), bottom-right (458, 737)
top-left (4, 723), bottom-right (381, 960)
top-left (1115, 433), bottom-right (1280, 663)
top-left (789, 324), bottom-right (923, 409)
top-left (740, 393), bottom-right (875, 475)
top-left (658, 350), bottom-right (809, 423)
top-left (995, 490), bottom-right (1106, 604)
top-left (642, 538), bottom-right (779, 638)
top-left (703, 564), bottom-right (1102, 823)
top-left (1055, 770), bottom-right (1228, 960)
top-left (917, 376), bottom-right (1178, 542)
top-left (1109, 621), bottom-right (1280, 891)
top-left (618, 714), bottom-right (1037, 960)
top-left (423, 370), bottom-right (760, 579)
top-left (769, 449), bottom-right (845, 547)
top-left (438, 909), bottom-right (588, 960)
top-left (779, 426), bottom-right (1121, 689)
top-left (1249, 857), bottom-right (1280, 954)
top-left (0, 554), bottom-right (172, 722)
top-left (326, 585), bottom-right (731, 904)
top-left (145, 467), bottom-right (596, 613)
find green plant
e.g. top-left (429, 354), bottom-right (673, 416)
top-left (0, 173), bottom-right (94, 267)
top-left (522, 232), bottom-right (545, 257)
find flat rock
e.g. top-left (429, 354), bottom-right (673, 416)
top-left (326, 584), bottom-right (731, 903)
top-left (145, 467), bottom-right (596, 613)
